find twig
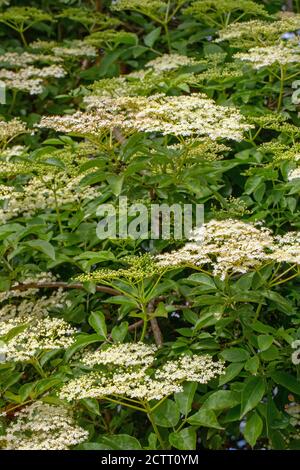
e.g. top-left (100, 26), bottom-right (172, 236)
top-left (128, 319), bottom-right (144, 332)
top-left (147, 298), bottom-right (164, 347)
top-left (150, 318), bottom-right (163, 347)
top-left (10, 281), bottom-right (119, 296)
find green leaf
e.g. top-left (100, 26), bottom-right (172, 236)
top-left (24, 240), bottom-right (56, 260)
top-left (64, 334), bottom-right (103, 361)
top-left (219, 362), bottom-right (244, 385)
top-left (202, 390), bottom-right (240, 411)
top-left (251, 320), bottom-right (276, 335)
top-left (245, 175), bottom-right (263, 195)
top-left (270, 371), bottom-right (300, 395)
top-left (220, 348), bottom-right (250, 362)
top-left (111, 322), bottom-right (128, 343)
top-left (33, 377), bottom-right (61, 397)
top-left (0, 276), bottom-right (11, 292)
top-left (18, 383), bottom-right (35, 401)
top-left (88, 311), bottom-right (107, 338)
top-left (169, 427), bottom-right (196, 450)
top-left (262, 290), bottom-right (294, 315)
top-left (188, 273), bottom-right (216, 289)
top-left (260, 345), bottom-right (279, 362)
top-left (78, 435), bottom-right (142, 450)
top-left (187, 408), bottom-right (223, 429)
top-left (81, 398), bottom-right (101, 416)
top-left (98, 435), bottom-right (142, 450)
top-left (153, 302), bottom-right (168, 318)
top-left (106, 175), bottom-right (124, 196)
top-left (144, 26), bottom-right (161, 47)
top-left (244, 356), bottom-right (260, 375)
top-left (240, 376), bottom-right (265, 418)
top-left (244, 412), bottom-right (263, 447)
top-left (3, 372), bottom-right (23, 391)
top-left (175, 382), bottom-right (197, 416)
top-left (77, 443), bottom-right (107, 450)
top-left (152, 399), bottom-right (180, 428)
top-left (4, 323), bottom-right (28, 341)
top-left (203, 43), bottom-right (224, 56)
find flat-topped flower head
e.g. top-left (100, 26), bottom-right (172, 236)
top-left (234, 43), bottom-right (300, 69)
top-left (288, 168), bottom-right (300, 181)
top-left (269, 232), bottom-right (300, 265)
top-left (1, 402), bottom-right (88, 450)
top-left (184, 0), bottom-right (269, 27)
top-left (76, 254), bottom-right (160, 284)
top-left (53, 41), bottom-right (97, 59)
top-left (39, 93), bottom-right (252, 141)
top-left (0, 51), bottom-right (62, 67)
top-left (0, 317), bottom-right (76, 362)
top-left (0, 65), bottom-right (66, 94)
top-left (57, 7), bottom-right (120, 31)
top-left (0, 119), bottom-right (27, 145)
top-left (156, 219), bottom-right (274, 279)
top-left (157, 218), bottom-right (300, 279)
top-left (145, 54), bottom-right (200, 72)
top-left (0, 173), bottom-right (100, 223)
top-left (59, 344), bottom-right (224, 402)
top-left (82, 342), bottom-right (157, 367)
top-left (111, 0), bottom-right (167, 16)
top-left (217, 14), bottom-right (300, 46)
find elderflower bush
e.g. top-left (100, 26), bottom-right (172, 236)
top-left (1, 0), bottom-right (300, 453)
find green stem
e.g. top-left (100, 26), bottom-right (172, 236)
top-left (19, 28), bottom-right (28, 47)
top-left (8, 89), bottom-right (17, 115)
top-left (104, 397), bottom-right (145, 412)
top-left (163, 22), bottom-right (171, 53)
top-left (140, 309), bottom-right (148, 342)
top-left (30, 358), bottom-right (46, 377)
top-left (271, 271), bottom-right (299, 287)
top-left (269, 264), bottom-right (298, 286)
top-left (277, 65), bottom-right (286, 112)
top-left (254, 303), bottom-right (262, 321)
top-left (52, 186), bottom-right (64, 237)
top-left (145, 403), bottom-right (165, 449)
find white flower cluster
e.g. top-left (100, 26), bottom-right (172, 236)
top-left (30, 40), bottom-right (58, 51)
top-left (60, 343), bottom-right (224, 402)
top-left (53, 42), bottom-right (97, 58)
top-left (60, 369), bottom-right (182, 402)
top-left (145, 54), bottom-right (200, 72)
top-left (0, 173), bottom-right (99, 223)
top-left (0, 118), bottom-right (27, 144)
top-left (0, 145), bottom-right (26, 158)
top-left (288, 168), bottom-right (300, 181)
top-left (216, 15), bottom-right (300, 44)
top-left (1, 402), bottom-right (88, 450)
top-left (0, 289), bottom-right (66, 322)
top-left (156, 218), bottom-right (300, 279)
top-left (82, 342), bottom-right (157, 367)
top-left (0, 65), bottom-right (66, 94)
top-left (39, 93), bottom-right (252, 141)
top-left (155, 354), bottom-right (225, 383)
top-left (270, 232), bottom-right (300, 265)
top-left (0, 51), bottom-right (62, 67)
top-left (111, 0), bottom-right (166, 12)
top-left (291, 340), bottom-right (300, 365)
top-left (234, 43), bottom-right (300, 69)
top-left (0, 66), bottom-right (66, 80)
top-left (0, 317), bottom-right (76, 362)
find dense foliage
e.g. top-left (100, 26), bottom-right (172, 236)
top-left (0, 0), bottom-right (300, 451)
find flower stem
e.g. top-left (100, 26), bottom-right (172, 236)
top-left (19, 29), bottom-right (28, 47)
top-left (145, 403), bottom-right (165, 449)
top-left (277, 65), bottom-right (286, 112)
